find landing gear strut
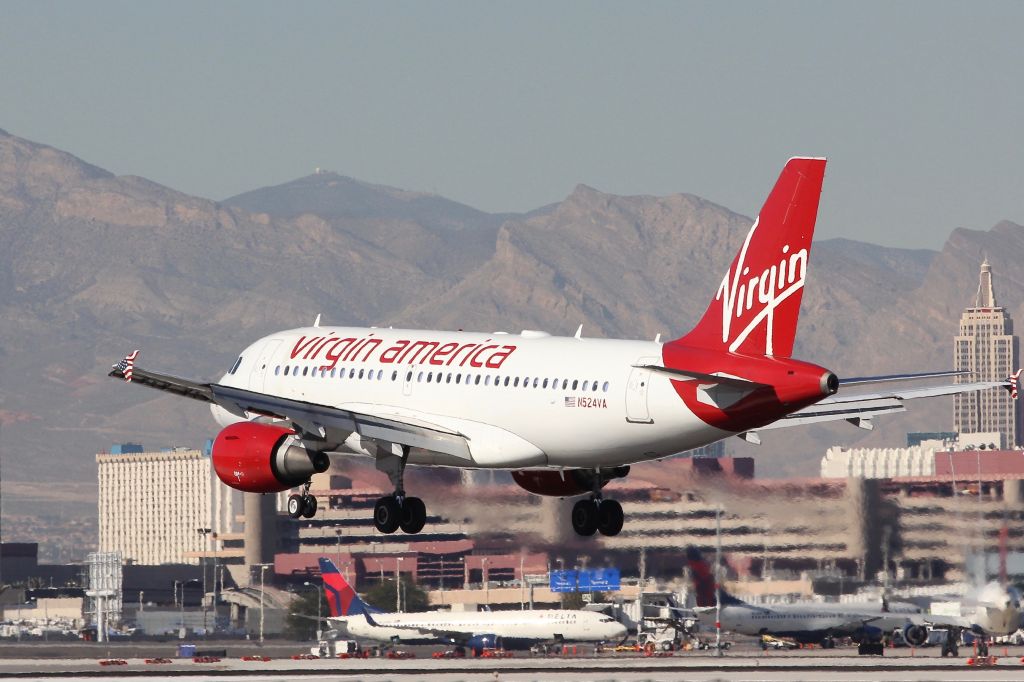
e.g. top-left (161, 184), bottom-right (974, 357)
top-left (373, 443), bottom-right (428, 534)
top-left (940, 628), bottom-right (959, 657)
top-left (571, 471), bottom-right (625, 537)
top-left (287, 481), bottom-right (318, 519)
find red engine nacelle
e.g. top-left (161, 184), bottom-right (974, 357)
top-left (211, 421), bottom-right (330, 493)
top-left (510, 467), bottom-right (629, 497)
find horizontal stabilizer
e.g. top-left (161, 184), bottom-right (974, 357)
top-left (839, 370), bottom-right (969, 386)
top-left (635, 365), bottom-right (768, 390)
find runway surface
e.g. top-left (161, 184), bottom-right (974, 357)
top-left (3, 650), bottom-right (1024, 682)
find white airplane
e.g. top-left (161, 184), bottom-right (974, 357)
top-left (110, 157), bottom-right (1017, 536)
top-left (316, 557), bottom-right (626, 651)
top-left (684, 547), bottom-right (1022, 656)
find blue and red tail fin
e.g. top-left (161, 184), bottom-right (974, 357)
top-left (319, 557), bottom-right (375, 616)
top-left (675, 157), bottom-right (826, 358)
top-left (685, 546), bottom-right (743, 608)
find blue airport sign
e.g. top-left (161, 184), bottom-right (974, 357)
top-left (578, 568), bottom-right (620, 591)
top-left (549, 569), bottom-right (578, 593)
top-left (549, 568), bottom-right (620, 592)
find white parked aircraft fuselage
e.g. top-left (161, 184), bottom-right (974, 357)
top-left (332, 608), bottom-right (626, 644)
top-left (214, 327), bottom-right (727, 469)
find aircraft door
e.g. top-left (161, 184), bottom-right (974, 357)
top-left (625, 358), bottom-right (657, 423)
top-left (248, 339), bottom-right (283, 392)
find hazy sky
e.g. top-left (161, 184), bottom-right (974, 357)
top-left (2, 1), bottom-right (1021, 249)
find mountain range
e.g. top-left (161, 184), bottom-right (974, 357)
top-left (2, 127), bottom-right (1021, 553)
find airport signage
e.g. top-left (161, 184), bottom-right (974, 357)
top-left (549, 568), bottom-right (621, 593)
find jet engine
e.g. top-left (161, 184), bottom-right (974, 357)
top-left (902, 623), bottom-right (927, 647)
top-left (211, 421), bottom-right (329, 493)
top-left (466, 634), bottom-right (502, 657)
top-left (511, 467), bottom-right (630, 497)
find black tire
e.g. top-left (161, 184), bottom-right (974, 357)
top-left (400, 496), bottom-right (427, 534)
top-left (571, 499), bottom-right (598, 536)
top-left (374, 497), bottom-right (401, 534)
top-left (301, 494), bottom-right (318, 518)
top-left (597, 499), bottom-right (624, 536)
top-left (287, 494), bottom-right (305, 519)
top-left (660, 640), bottom-right (672, 651)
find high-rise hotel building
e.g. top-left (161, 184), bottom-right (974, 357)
top-left (97, 446), bottom-right (242, 565)
top-left (954, 260), bottom-right (1020, 446)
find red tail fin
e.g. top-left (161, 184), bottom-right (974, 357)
top-left (319, 557), bottom-right (370, 617)
top-left (677, 157), bottom-right (826, 358)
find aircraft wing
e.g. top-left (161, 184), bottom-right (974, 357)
top-left (760, 376), bottom-right (1014, 432)
top-left (109, 353), bottom-right (472, 460)
top-left (361, 611), bottom-right (472, 644)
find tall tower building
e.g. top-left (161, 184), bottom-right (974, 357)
top-left (97, 447), bottom-right (242, 565)
top-left (953, 260), bottom-right (1020, 446)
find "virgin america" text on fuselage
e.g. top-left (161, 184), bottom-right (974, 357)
top-left (288, 334), bottom-right (518, 371)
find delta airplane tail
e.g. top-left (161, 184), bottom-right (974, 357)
top-left (685, 546), bottom-right (743, 608)
top-left (675, 157), bottom-right (826, 358)
top-left (319, 557), bottom-right (376, 617)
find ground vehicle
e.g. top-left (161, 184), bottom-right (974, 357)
top-left (761, 635), bottom-right (798, 650)
top-left (638, 627), bottom-right (680, 652)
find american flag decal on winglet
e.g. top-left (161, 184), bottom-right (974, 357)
top-left (1010, 369), bottom-right (1022, 400)
top-left (113, 350), bottom-right (139, 383)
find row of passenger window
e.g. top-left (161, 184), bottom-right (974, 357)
top-left (273, 364), bottom-right (611, 393)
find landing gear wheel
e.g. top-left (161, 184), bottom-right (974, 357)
top-left (300, 494), bottom-right (318, 518)
top-left (374, 497), bottom-right (401, 534)
top-left (571, 499), bottom-right (598, 536)
top-left (597, 499), bottom-right (624, 536)
top-left (400, 496), bottom-right (427, 534)
top-left (287, 494), bottom-right (305, 519)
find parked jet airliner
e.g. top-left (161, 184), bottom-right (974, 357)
top-left (317, 557), bottom-right (626, 651)
top-left (683, 547), bottom-right (1022, 656)
top-left (110, 158), bottom-right (1016, 536)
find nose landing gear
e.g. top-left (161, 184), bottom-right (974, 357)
top-left (287, 481), bottom-right (318, 519)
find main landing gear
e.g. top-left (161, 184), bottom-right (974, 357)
top-left (571, 479), bottom-right (624, 538)
top-left (373, 443), bottom-right (428, 535)
top-left (287, 481), bottom-right (318, 519)
top-left (571, 498), bottom-right (624, 537)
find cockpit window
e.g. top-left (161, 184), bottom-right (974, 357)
top-left (228, 356), bottom-right (243, 374)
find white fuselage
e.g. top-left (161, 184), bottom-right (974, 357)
top-left (703, 586), bottom-right (1021, 640)
top-left (704, 602), bottom-right (920, 640)
top-left (214, 326), bottom-right (730, 469)
top-left (332, 608), bottom-right (626, 644)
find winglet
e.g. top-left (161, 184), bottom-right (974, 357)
top-left (111, 350), bottom-right (140, 383)
top-left (1008, 369), bottom-right (1021, 400)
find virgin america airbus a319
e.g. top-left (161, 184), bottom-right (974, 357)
top-left (110, 158), bottom-right (1018, 537)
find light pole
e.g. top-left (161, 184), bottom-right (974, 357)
top-left (258, 564), bottom-right (270, 644)
top-left (303, 581), bottom-right (323, 640)
top-left (714, 505), bottom-right (723, 658)
top-left (482, 558), bottom-right (490, 607)
top-left (177, 578), bottom-right (200, 636)
top-left (335, 528), bottom-right (344, 573)
top-left (519, 554), bottom-right (525, 610)
top-left (395, 557), bottom-right (404, 612)
top-left (556, 558), bottom-right (565, 609)
top-left (197, 528), bottom-right (212, 635)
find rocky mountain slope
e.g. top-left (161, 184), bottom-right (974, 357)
top-left (2, 127), bottom-right (1020, 528)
